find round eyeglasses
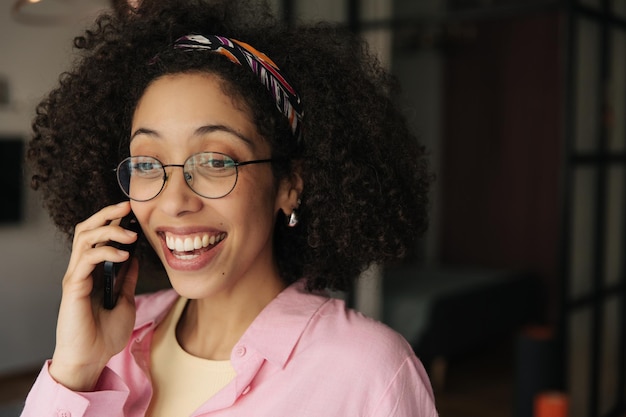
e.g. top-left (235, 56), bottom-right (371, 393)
top-left (115, 152), bottom-right (274, 201)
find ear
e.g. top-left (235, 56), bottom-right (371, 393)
top-left (275, 166), bottom-right (304, 215)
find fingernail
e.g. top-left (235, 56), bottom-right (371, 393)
top-left (124, 230), bottom-right (137, 237)
top-left (117, 201), bottom-right (129, 207)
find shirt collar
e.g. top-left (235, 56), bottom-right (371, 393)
top-left (132, 281), bottom-right (330, 368)
top-left (135, 289), bottom-right (180, 331)
top-left (237, 280), bottom-right (330, 368)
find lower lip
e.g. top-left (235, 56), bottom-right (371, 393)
top-left (160, 239), bottom-right (224, 271)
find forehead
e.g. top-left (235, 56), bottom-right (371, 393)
top-left (134, 72), bottom-right (249, 124)
top-left (131, 72), bottom-right (267, 151)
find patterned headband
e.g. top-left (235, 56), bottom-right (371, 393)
top-left (173, 34), bottom-right (304, 143)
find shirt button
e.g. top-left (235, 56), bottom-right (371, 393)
top-left (235, 346), bottom-right (247, 357)
top-left (57, 411), bottom-right (71, 417)
top-left (242, 386), bottom-right (251, 395)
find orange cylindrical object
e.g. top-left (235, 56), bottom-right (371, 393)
top-left (534, 391), bottom-right (568, 417)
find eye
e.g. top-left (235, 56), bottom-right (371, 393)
top-left (130, 157), bottom-right (163, 178)
top-left (203, 158), bottom-right (226, 168)
top-left (189, 152), bottom-right (236, 178)
top-left (196, 153), bottom-right (234, 168)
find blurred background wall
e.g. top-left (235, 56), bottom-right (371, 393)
top-left (0, 4), bottom-right (107, 375)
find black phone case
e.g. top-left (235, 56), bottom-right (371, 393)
top-left (103, 214), bottom-right (141, 309)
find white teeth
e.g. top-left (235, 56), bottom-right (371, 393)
top-left (165, 232), bottom-right (225, 252)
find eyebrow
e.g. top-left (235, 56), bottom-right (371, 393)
top-left (130, 124), bottom-right (256, 148)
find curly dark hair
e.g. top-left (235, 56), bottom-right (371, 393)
top-left (27, 0), bottom-right (431, 292)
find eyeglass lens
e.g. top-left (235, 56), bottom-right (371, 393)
top-left (116, 152), bottom-right (239, 201)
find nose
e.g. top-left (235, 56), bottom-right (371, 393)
top-left (157, 165), bottom-right (203, 217)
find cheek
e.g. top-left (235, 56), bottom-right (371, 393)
top-left (235, 177), bottom-right (279, 216)
top-left (130, 202), bottom-right (152, 234)
top-left (130, 201), bottom-right (146, 219)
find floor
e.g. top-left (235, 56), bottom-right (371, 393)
top-left (0, 343), bottom-right (514, 417)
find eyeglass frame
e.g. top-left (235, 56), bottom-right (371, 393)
top-left (114, 151), bottom-right (276, 202)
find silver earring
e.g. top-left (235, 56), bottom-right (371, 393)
top-left (288, 210), bottom-right (299, 227)
top-left (288, 198), bottom-right (302, 227)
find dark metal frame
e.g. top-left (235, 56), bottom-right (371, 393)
top-left (560, 1), bottom-right (626, 416)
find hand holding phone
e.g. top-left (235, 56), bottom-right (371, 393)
top-left (49, 202), bottom-right (140, 392)
top-left (103, 213), bottom-right (141, 309)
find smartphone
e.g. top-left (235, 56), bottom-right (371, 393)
top-left (103, 213), bottom-right (141, 310)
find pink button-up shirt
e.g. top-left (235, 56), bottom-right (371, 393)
top-left (21, 281), bottom-right (438, 417)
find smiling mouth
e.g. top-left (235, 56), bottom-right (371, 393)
top-left (162, 232), bottom-right (227, 259)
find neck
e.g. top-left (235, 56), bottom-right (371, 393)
top-left (176, 272), bottom-right (286, 360)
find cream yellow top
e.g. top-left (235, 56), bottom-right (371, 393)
top-left (147, 297), bottom-right (237, 417)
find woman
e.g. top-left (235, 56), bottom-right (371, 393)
top-left (21, 0), bottom-right (436, 416)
